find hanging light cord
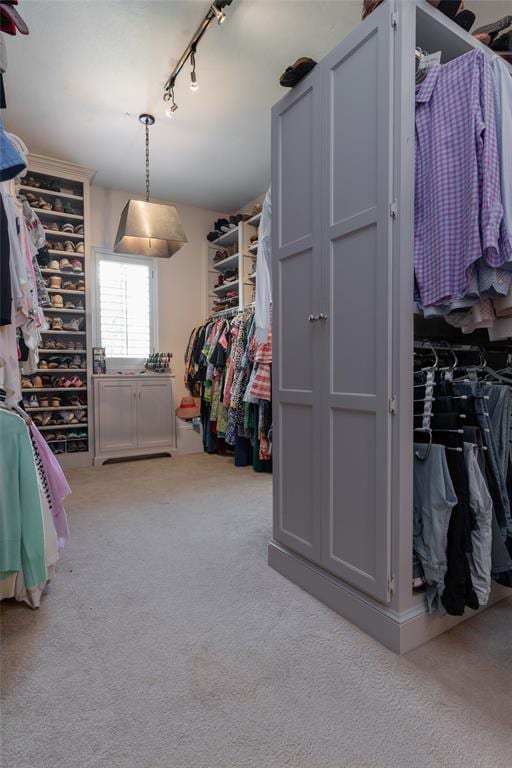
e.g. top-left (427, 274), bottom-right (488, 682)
top-left (145, 120), bottom-right (150, 203)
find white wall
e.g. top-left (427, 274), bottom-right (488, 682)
top-left (90, 185), bottom-right (226, 401)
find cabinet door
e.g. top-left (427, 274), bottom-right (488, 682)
top-left (97, 380), bottom-right (138, 453)
top-left (137, 379), bottom-right (174, 449)
top-left (319, 2), bottom-right (394, 603)
top-left (271, 65), bottom-right (323, 562)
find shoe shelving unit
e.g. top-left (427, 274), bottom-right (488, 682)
top-left (207, 221), bottom-right (255, 315)
top-left (19, 155), bottom-right (95, 468)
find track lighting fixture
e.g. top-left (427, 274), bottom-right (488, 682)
top-left (190, 48), bottom-right (199, 91)
top-left (162, 1), bottom-right (233, 112)
top-left (211, 4), bottom-right (226, 24)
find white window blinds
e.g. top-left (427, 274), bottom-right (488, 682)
top-left (98, 255), bottom-right (153, 358)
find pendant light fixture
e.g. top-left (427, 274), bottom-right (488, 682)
top-left (114, 114), bottom-right (188, 259)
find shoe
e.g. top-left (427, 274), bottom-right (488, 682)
top-left (39, 360), bottom-right (49, 369)
top-left (47, 221), bottom-right (60, 231)
top-left (60, 411), bottom-right (78, 424)
top-left (473, 15), bottom-right (512, 42)
top-left (22, 397), bottom-right (31, 408)
top-left (62, 318), bottom-right (82, 332)
top-left (75, 242), bottom-right (85, 254)
top-left (55, 340), bottom-right (67, 350)
top-left (49, 275), bottom-right (62, 289)
top-left (50, 180), bottom-right (61, 192)
top-left (53, 241), bottom-right (65, 251)
top-left (454, 10), bottom-right (475, 32)
top-left (50, 396), bottom-right (62, 407)
top-left (492, 31), bottom-right (512, 53)
top-left (62, 202), bottom-right (77, 215)
top-left (74, 341), bottom-right (84, 350)
top-left (280, 57), bottom-right (317, 88)
top-left (51, 317), bottom-right (64, 331)
top-left (67, 440), bottom-right (78, 453)
top-left (33, 375), bottom-right (43, 388)
top-left (39, 396), bottom-right (49, 407)
top-left (59, 258), bottom-right (73, 271)
top-left (52, 294), bottom-right (64, 308)
top-left (63, 241), bottom-right (75, 253)
top-left (76, 280), bottom-right (85, 291)
top-left (27, 175), bottom-right (41, 188)
top-left (43, 338), bottom-right (56, 350)
top-left (74, 224), bottom-right (84, 235)
top-left (53, 198), bottom-right (63, 213)
top-left (69, 355), bottom-right (82, 369)
top-left (36, 196), bottom-right (52, 211)
top-left (29, 395), bottom-right (39, 407)
top-left (48, 259), bottom-right (61, 271)
top-left (21, 376), bottom-right (33, 388)
top-left (71, 259), bottom-right (82, 272)
top-left (48, 356), bottom-right (63, 369)
top-left (60, 222), bottom-right (74, 234)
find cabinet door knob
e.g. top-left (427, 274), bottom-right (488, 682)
top-left (308, 314), bottom-right (319, 322)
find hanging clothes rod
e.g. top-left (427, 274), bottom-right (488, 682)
top-left (207, 304), bottom-right (255, 321)
top-left (414, 341), bottom-right (510, 353)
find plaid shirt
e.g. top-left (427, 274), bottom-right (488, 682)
top-left (415, 50), bottom-right (510, 308)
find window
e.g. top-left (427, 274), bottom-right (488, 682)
top-left (96, 252), bottom-right (156, 360)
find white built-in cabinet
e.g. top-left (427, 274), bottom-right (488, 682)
top-left (93, 375), bottom-right (176, 464)
top-left (269, 0), bottom-right (511, 653)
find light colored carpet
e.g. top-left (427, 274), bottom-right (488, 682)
top-left (1, 453), bottom-right (512, 768)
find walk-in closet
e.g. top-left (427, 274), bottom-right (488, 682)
top-left (2, 2), bottom-right (512, 767)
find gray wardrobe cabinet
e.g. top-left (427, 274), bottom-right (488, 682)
top-left (269, 0), bottom-right (511, 653)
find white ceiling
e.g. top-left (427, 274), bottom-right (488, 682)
top-left (4, 0), bottom-right (509, 211)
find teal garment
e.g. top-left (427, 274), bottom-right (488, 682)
top-left (0, 410), bottom-right (47, 588)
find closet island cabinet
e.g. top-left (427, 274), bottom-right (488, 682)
top-left (269, 0), bottom-right (511, 653)
top-left (93, 375), bottom-right (176, 465)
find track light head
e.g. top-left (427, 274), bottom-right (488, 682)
top-left (190, 71), bottom-right (198, 91)
top-left (211, 4), bottom-right (226, 24)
